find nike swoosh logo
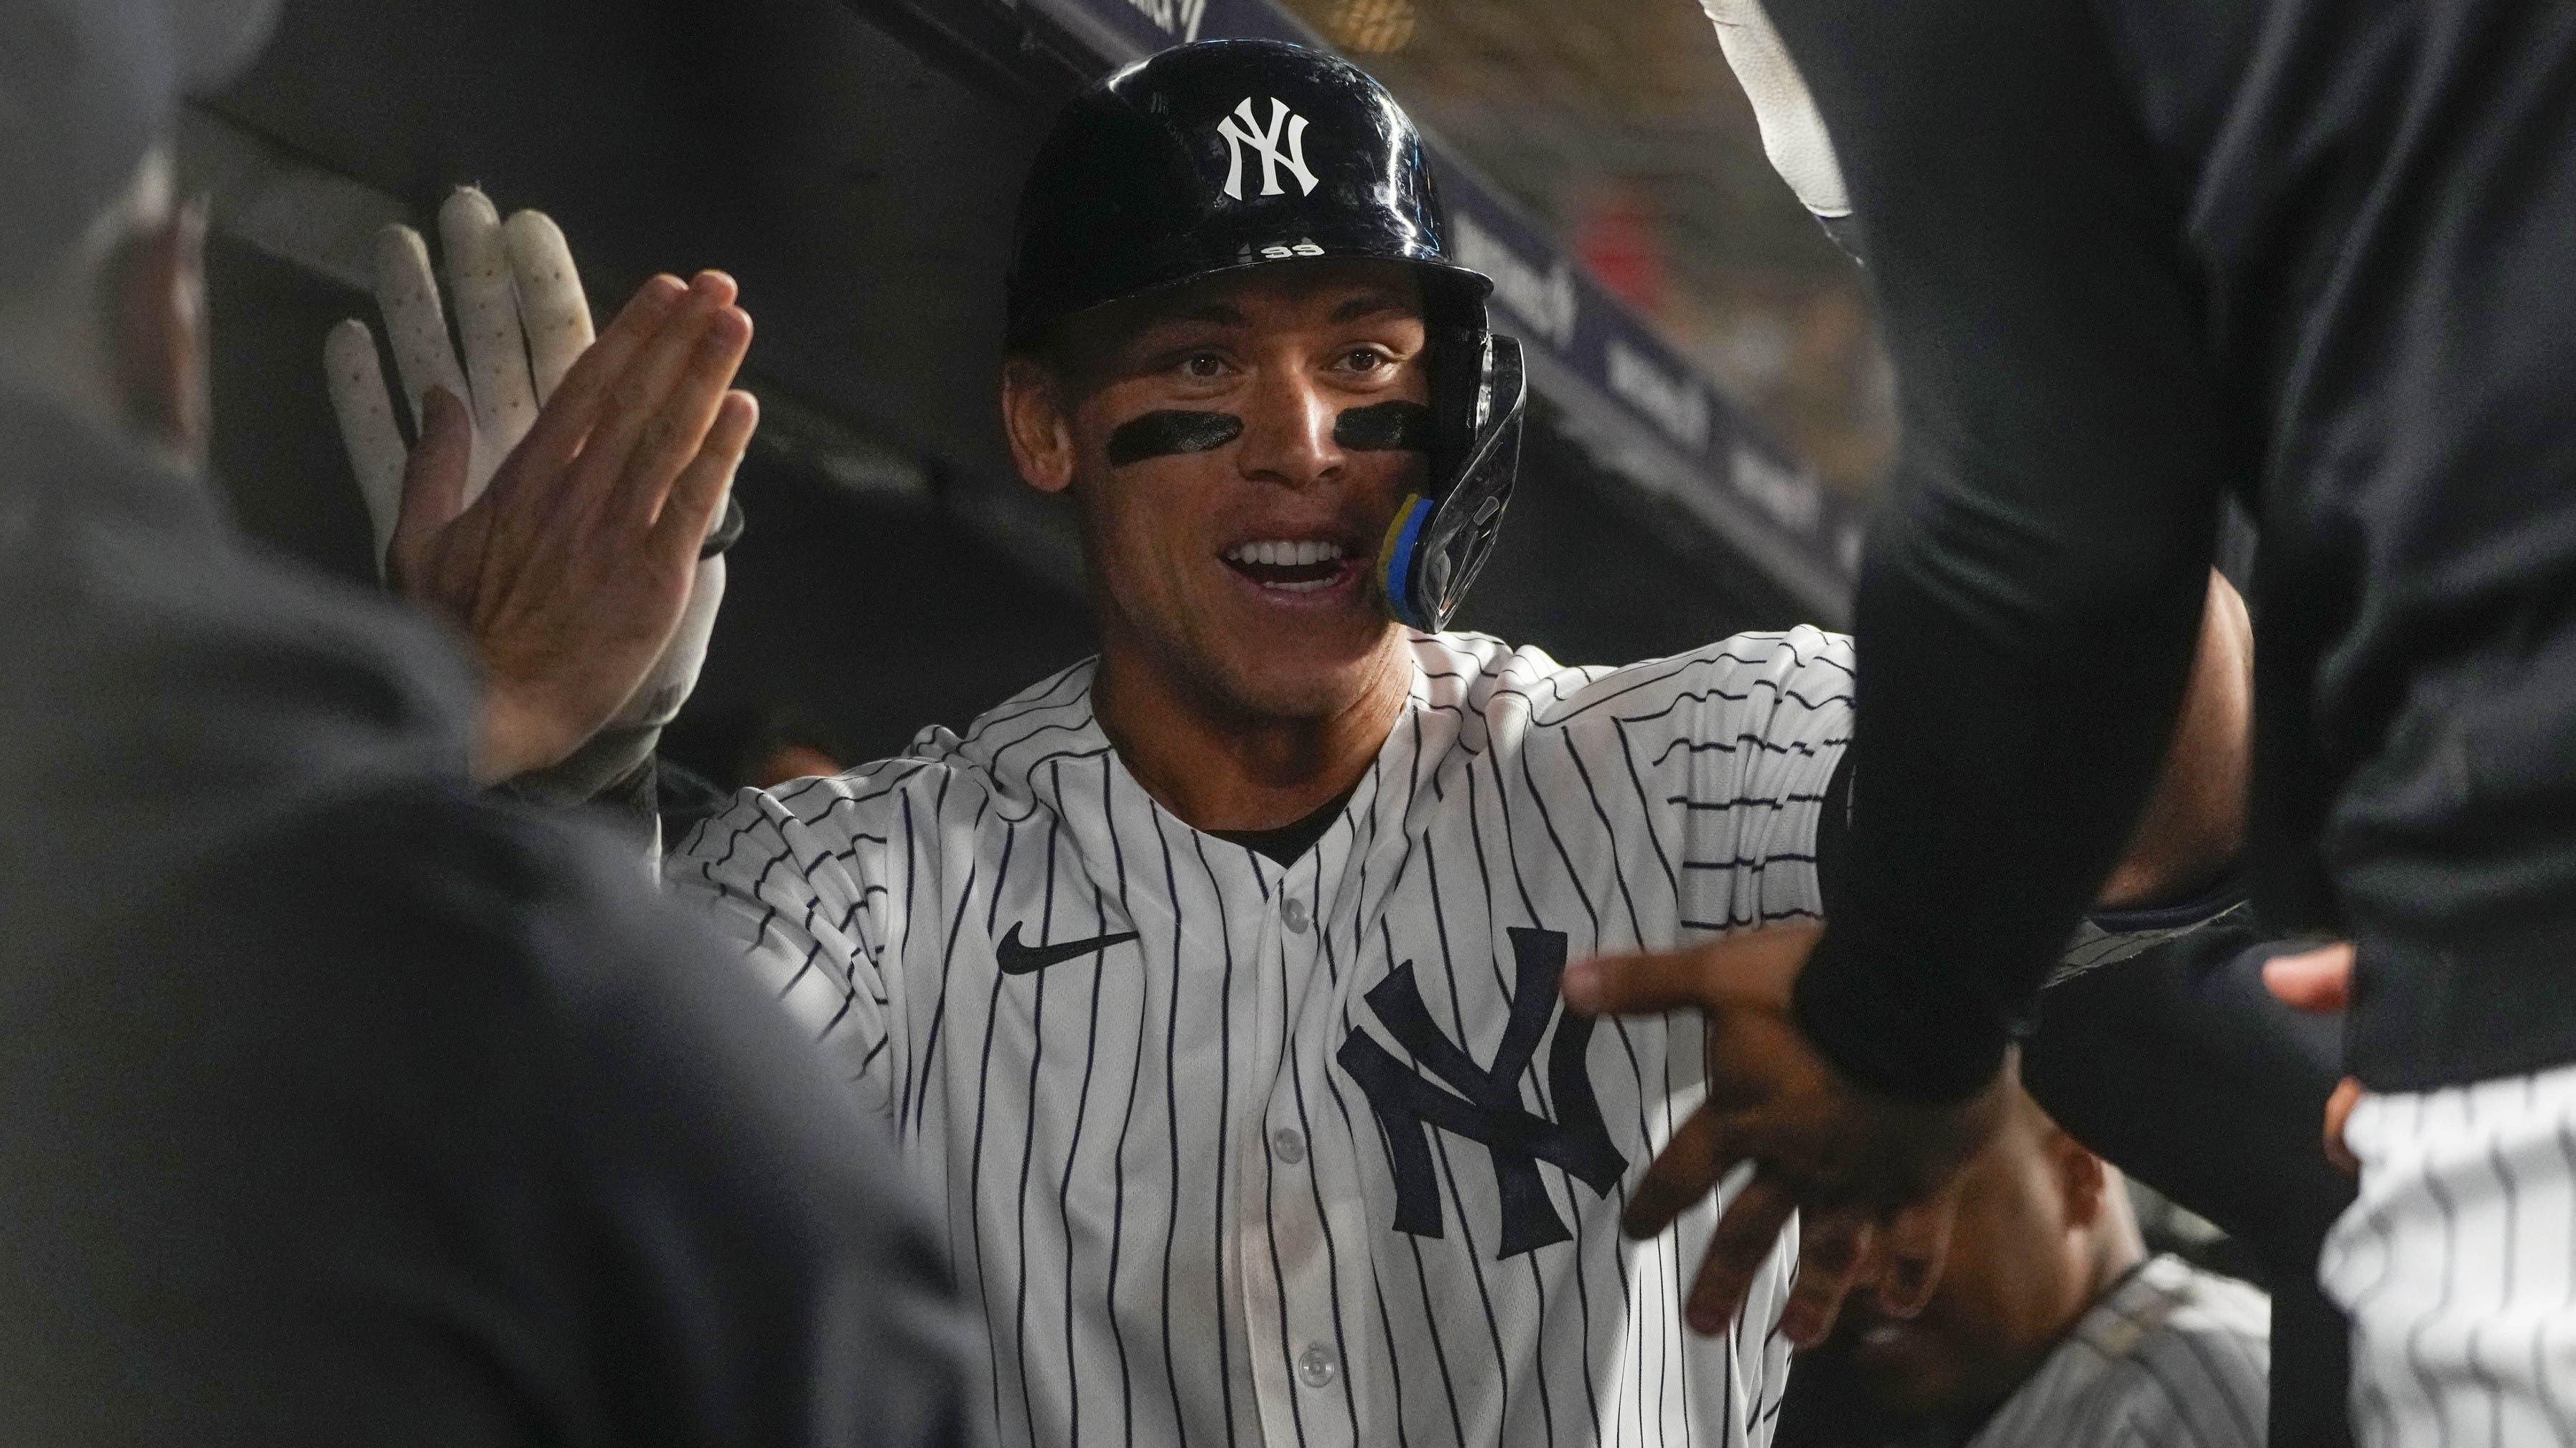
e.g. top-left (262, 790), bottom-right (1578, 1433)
top-left (995, 922), bottom-right (1140, 976)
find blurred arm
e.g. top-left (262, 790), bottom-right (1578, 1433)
top-left (1764, 0), bottom-right (2247, 1101)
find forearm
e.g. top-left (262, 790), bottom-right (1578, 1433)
top-left (1765, 0), bottom-right (2244, 1100)
top-left (1797, 507), bottom-right (2213, 1099)
top-left (2024, 921), bottom-right (2351, 1274)
top-left (2097, 570), bottom-right (2252, 909)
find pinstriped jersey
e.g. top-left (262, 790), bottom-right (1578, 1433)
top-left (1966, 1254), bottom-right (2268, 1448)
top-left (668, 629), bottom-right (1855, 1448)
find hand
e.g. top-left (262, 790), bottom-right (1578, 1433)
top-left (1563, 923), bottom-right (2007, 1344)
top-left (322, 190), bottom-right (746, 785)
top-left (2264, 941), bottom-right (2361, 1176)
top-left (385, 274), bottom-right (749, 783)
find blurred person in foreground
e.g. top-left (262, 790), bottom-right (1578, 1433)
top-left (0, 1), bottom-right (973, 1442)
top-left (1774, 1084), bottom-right (2268, 1448)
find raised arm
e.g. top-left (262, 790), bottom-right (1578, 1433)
top-left (325, 190), bottom-right (748, 801)
top-left (1769, 0), bottom-right (2245, 1103)
top-left (1564, 0), bottom-right (2253, 1347)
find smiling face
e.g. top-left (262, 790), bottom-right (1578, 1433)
top-left (1817, 1091), bottom-right (2140, 1426)
top-left (1003, 259), bottom-right (1432, 725)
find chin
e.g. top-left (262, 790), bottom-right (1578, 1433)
top-left (1204, 627), bottom-right (1402, 723)
top-left (1834, 1317), bottom-right (1954, 1410)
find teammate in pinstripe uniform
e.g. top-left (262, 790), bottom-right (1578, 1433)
top-left (1967, 1258), bottom-right (2267, 1448)
top-left (1775, 1085), bottom-right (2269, 1448)
top-left (639, 42), bottom-right (2248, 1448)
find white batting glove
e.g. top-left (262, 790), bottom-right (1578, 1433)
top-left (322, 189), bottom-right (732, 801)
top-left (1697, 0), bottom-right (1853, 227)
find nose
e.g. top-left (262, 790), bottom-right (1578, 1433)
top-left (1232, 366), bottom-right (1341, 491)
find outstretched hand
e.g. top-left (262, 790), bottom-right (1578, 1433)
top-left (323, 192), bottom-right (753, 786)
top-left (1563, 923), bottom-right (2006, 1345)
top-left (393, 274), bottom-right (751, 781)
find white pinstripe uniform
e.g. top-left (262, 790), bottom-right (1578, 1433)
top-left (1966, 1254), bottom-right (2269, 1448)
top-left (670, 629), bottom-right (1854, 1447)
top-left (2319, 1063), bottom-right (2576, 1446)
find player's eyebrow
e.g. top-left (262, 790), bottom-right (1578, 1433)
top-left (1330, 292), bottom-right (1418, 324)
top-left (1166, 301), bottom-right (1247, 327)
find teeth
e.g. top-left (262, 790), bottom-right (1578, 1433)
top-left (1225, 540), bottom-right (1346, 567)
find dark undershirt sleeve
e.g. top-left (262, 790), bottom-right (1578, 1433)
top-left (1762, 0), bottom-right (2244, 1101)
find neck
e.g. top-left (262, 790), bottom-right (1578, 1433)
top-left (1094, 634), bottom-right (1412, 834)
top-left (2084, 1174), bottom-right (2149, 1304)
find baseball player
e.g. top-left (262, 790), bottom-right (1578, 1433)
top-left (648, 42), bottom-right (2246, 1448)
top-left (1, 0), bottom-right (978, 1441)
top-left (329, 38), bottom-right (2249, 1448)
top-left (1775, 1083), bottom-right (2270, 1448)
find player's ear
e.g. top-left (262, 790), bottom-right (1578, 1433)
top-left (1002, 354), bottom-right (1076, 496)
top-left (2051, 1127), bottom-right (2112, 1229)
top-left (107, 182), bottom-right (210, 473)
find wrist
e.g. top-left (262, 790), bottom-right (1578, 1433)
top-left (471, 687), bottom-right (572, 786)
top-left (1792, 918), bottom-right (2014, 1104)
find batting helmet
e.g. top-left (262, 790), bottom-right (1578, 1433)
top-left (1004, 38), bottom-right (1526, 633)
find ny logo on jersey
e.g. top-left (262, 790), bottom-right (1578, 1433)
top-left (1217, 96), bottom-right (1320, 201)
top-left (1337, 927), bottom-right (1626, 1259)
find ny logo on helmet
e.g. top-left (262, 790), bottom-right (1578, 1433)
top-left (1217, 97), bottom-right (1321, 201)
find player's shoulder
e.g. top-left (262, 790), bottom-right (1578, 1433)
top-left (1414, 626), bottom-right (1853, 733)
top-left (2061, 1256), bottom-right (2270, 1444)
top-left (2142, 1255), bottom-right (2271, 1351)
top-left (2082, 1254), bottom-right (2270, 1356)
top-left (671, 659), bottom-right (1102, 865)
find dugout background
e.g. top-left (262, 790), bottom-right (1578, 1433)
top-left (188, 0), bottom-right (1825, 771)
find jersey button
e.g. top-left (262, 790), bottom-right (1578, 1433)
top-left (1296, 1343), bottom-right (1338, 1389)
top-left (1281, 897), bottom-right (1310, 934)
top-left (1270, 1127), bottom-right (1306, 1165)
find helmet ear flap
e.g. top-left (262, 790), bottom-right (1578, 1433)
top-left (1381, 332), bottom-right (1527, 630)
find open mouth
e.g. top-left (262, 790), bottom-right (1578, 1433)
top-left (1222, 537), bottom-right (1356, 593)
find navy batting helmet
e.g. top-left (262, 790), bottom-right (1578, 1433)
top-left (1004, 39), bottom-right (1526, 633)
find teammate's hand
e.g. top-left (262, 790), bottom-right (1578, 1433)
top-left (359, 265), bottom-right (750, 783)
top-left (322, 190), bottom-right (746, 786)
top-left (1563, 923), bottom-right (2008, 1345)
top-left (2264, 940), bottom-right (2362, 1175)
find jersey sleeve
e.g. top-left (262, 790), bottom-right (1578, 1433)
top-left (1669, 627), bottom-right (1856, 936)
top-left (1751, 0), bottom-right (2239, 1101)
top-left (665, 771), bottom-right (915, 1111)
top-left (2053, 885), bottom-right (2248, 987)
